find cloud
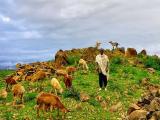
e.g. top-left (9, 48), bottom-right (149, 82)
top-left (0, 14), bottom-right (11, 23)
top-left (1, 0), bottom-right (160, 68)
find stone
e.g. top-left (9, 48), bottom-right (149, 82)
top-left (80, 92), bottom-right (90, 102)
top-left (125, 48), bottom-right (137, 57)
top-left (128, 110), bottom-right (147, 120)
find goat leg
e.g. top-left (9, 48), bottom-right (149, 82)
top-left (6, 84), bottom-right (9, 91)
top-left (21, 94), bottom-right (24, 104)
top-left (57, 108), bottom-right (60, 119)
top-left (55, 89), bottom-right (57, 95)
top-left (13, 97), bottom-right (16, 105)
top-left (37, 106), bottom-right (40, 118)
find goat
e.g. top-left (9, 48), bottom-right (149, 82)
top-left (78, 59), bottom-right (89, 71)
top-left (109, 41), bottom-right (119, 50)
top-left (51, 78), bottom-right (63, 95)
top-left (5, 76), bottom-right (17, 91)
top-left (12, 84), bottom-right (25, 105)
top-left (66, 66), bottom-right (76, 75)
top-left (95, 41), bottom-right (101, 49)
top-left (63, 74), bottom-right (73, 89)
top-left (36, 92), bottom-right (69, 119)
top-left (55, 69), bottom-right (68, 77)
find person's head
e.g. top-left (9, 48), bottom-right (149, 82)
top-left (100, 49), bottom-right (104, 55)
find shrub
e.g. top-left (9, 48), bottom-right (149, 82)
top-left (67, 55), bottom-right (80, 65)
top-left (111, 56), bottom-right (123, 65)
top-left (63, 88), bottom-right (80, 100)
top-left (88, 98), bottom-right (100, 107)
top-left (143, 56), bottom-right (160, 70)
top-left (25, 93), bottom-right (37, 102)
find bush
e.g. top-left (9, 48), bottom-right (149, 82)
top-left (88, 98), bottom-right (100, 107)
top-left (111, 56), bottom-right (123, 65)
top-left (67, 55), bottom-right (80, 65)
top-left (143, 56), bottom-right (160, 70)
top-left (63, 88), bottom-right (80, 100)
top-left (25, 93), bottom-right (37, 102)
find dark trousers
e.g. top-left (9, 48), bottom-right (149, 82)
top-left (99, 73), bottom-right (107, 88)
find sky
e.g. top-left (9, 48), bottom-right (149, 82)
top-left (0, 0), bottom-right (160, 69)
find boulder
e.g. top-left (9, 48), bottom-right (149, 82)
top-left (128, 110), bottom-right (147, 120)
top-left (139, 49), bottom-right (147, 55)
top-left (109, 102), bottom-right (122, 112)
top-left (147, 68), bottom-right (156, 74)
top-left (141, 78), bottom-right (150, 86)
top-left (95, 95), bottom-right (103, 102)
top-left (80, 92), bottom-right (90, 102)
top-left (54, 49), bottom-right (68, 68)
top-left (100, 100), bottom-right (107, 110)
top-left (127, 103), bottom-right (141, 115)
top-left (149, 97), bottom-right (160, 111)
top-left (75, 103), bottom-right (82, 110)
top-left (125, 48), bottom-right (137, 57)
top-left (116, 47), bottom-right (125, 54)
top-left (31, 71), bottom-right (47, 82)
top-left (82, 47), bottom-right (98, 62)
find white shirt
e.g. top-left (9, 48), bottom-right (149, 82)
top-left (96, 54), bottom-right (109, 75)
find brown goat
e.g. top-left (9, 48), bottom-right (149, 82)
top-left (55, 69), bottom-right (68, 77)
top-left (12, 84), bottom-right (25, 105)
top-left (5, 76), bottom-right (17, 91)
top-left (36, 92), bottom-right (69, 119)
top-left (66, 66), bottom-right (76, 75)
top-left (63, 74), bottom-right (73, 89)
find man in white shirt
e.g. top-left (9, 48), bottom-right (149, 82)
top-left (95, 49), bottom-right (109, 91)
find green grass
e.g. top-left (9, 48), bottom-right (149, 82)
top-left (0, 62), bottom-right (159, 120)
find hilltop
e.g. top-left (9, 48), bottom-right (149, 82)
top-left (0, 47), bottom-right (160, 120)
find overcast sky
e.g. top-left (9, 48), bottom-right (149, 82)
top-left (0, 0), bottom-right (160, 68)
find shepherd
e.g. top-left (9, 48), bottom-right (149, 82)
top-left (96, 49), bottom-right (109, 91)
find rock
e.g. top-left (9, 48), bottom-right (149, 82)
top-left (147, 68), bottom-right (156, 74)
top-left (125, 48), bottom-right (137, 57)
top-left (139, 49), bottom-right (147, 55)
top-left (100, 100), bottom-right (107, 110)
top-left (148, 85), bottom-right (159, 97)
top-left (75, 103), bottom-right (82, 110)
top-left (127, 104), bottom-right (141, 115)
top-left (141, 78), bottom-right (150, 86)
top-left (128, 110), bottom-right (147, 120)
top-left (31, 70), bottom-right (47, 82)
top-left (109, 102), bottom-right (122, 112)
top-left (0, 89), bottom-right (7, 99)
top-left (82, 47), bottom-right (98, 62)
top-left (106, 96), bottom-right (111, 102)
top-left (54, 49), bottom-right (68, 68)
top-left (149, 97), bottom-right (160, 111)
top-left (153, 111), bottom-right (160, 120)
top-left (6, 102), bottom-right (12, 106)
top-left (149, 116), bottom-right (157, 120)
top-left (95, 95), bottom-right (103, 102)
top-left (80, 92), bottom-right (90, 102)
top-left (116, 47), bottom-right (125, 54)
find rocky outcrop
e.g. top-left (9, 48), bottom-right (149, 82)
top-left (139, 49), bottom-right (147, 56)
top-left (81, 47), bottom-right (98, 62)
top-left (125, 48), bottom-right (137, 57)
top-left (54, 49), bottom-right (68, 68)
top-left (126, 84), bottom-right (160, 120)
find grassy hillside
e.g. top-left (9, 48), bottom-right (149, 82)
top-left (0, 52), bottom-right (160, 120)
